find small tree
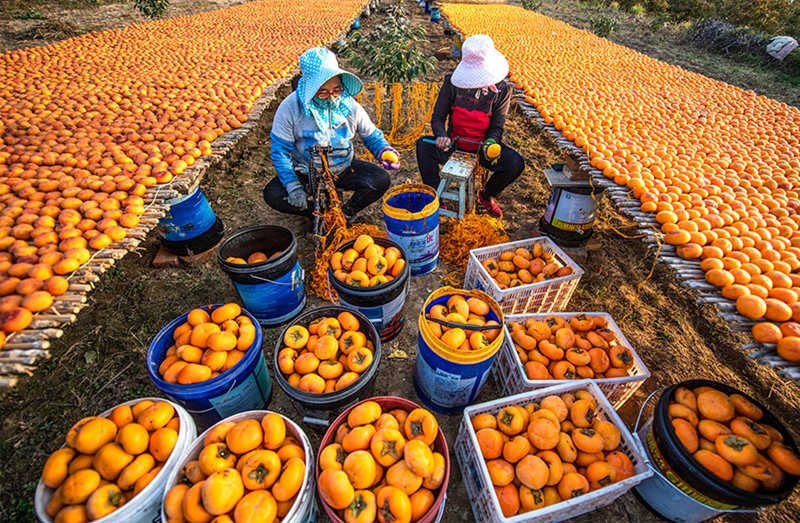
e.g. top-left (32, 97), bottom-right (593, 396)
top-left (589, 15), bottom-right (619, 37)
top-left (133, 0), bottom-right (169, 18)
top-left (339, 3), bottom-right (437, 83)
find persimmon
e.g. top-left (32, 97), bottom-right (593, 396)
top-left (572, 428), bottom-right (605, 454)
top-left (593, 420), bottom-right (621, 451)
top-left (117, 453), bottom-right (156, 490)
top-left (557, 472), bottom-right (589, 500)
top-left (672, 418), bottom-right (699, 453)
top-left (767, 442), bottom-right (800, 475)
top-left (423, 452), bottom-right (446, 490)
top-left (376, 485), bottom-right (412, 523)
top-left (606, 450), bottom-right (635, 481)
top-left (60, 468), bottom-right (101, 504)
top-left (404, 409), bottom-right (438, 446)
top-left (519, 485), bottom-right (545, 512)
top-left (503, 435), bottom-right (532, 463)
top-left (516, 454), bottom-right (548, 490)
top-left (730, 417), bottom-right (771, 450)
top-left (486, 459), bottom-right (515, 486)
top-left (346, 490), bottom-right (378, 523)
top-left (471, 413), bottom-right (497, 431)
top-left (164, 483), bottom-right (189, 521)
top-left (41, 448), bottom-right (76, 488)
top-left (693, 449), bottom-right (734, 481)
top-left (668, 403), bottom-right (699, 427)
top-left (403, 440), bottom-right (434, 478)
top-left (319, 469), bottom-right (356, 509)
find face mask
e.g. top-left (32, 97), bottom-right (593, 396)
top-left (312, 96), bottom-right (341, 110)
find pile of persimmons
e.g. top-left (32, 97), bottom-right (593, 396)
top-left (508, 314), bottom-right (635, 382)
top-left (0, 0), bottom-right (369, 343)
top-left (667, 384), bottom-right (800, 492)
top-left (318, 401), bottom-right (446, 522)
top-left (41, 400), bottom-right (181, 521)
top-left (423, 293), bottom-right (502, 351)
top-left (443, 4), bottom-right (800, 363)
top-left (277, 310), bottom-right (375, 394)
top-left (330, 234), bottom-right (406, 288)
top-left (156, 303), bottom-right (257, 385)
top-left (480, 243), bottom-right (573, 290)
top-left (471, 390), bottom-right (634, 517)
top-left (164, 413), bottom-right (306, 522)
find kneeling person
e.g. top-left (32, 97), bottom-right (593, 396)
top-left (264, 47), bottom-right (399, 219)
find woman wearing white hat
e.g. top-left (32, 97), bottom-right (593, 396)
top-left (416, 34), bottom-right (524, 218)
top-left (265, 47), bottom-right (400, 219)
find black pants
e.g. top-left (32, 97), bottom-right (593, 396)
top-left (263, 159), bottom-right (391, 217)
top-left (415, 136), bottom-right (524, 198)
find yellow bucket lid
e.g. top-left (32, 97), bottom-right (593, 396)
top-left (418, 286), bottom-right (505, 364)
top-left (383, 183), bottom-right (439, 221)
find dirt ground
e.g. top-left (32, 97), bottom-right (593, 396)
top-left (1, 1), bottom-right (800, 522)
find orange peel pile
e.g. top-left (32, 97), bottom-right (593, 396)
top-left (440, 213), bottom-right (509, 284)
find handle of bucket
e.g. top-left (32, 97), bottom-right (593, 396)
top-left (424, 315), bottom-right (499, 332)
top-left (184, 381), bottom-right (239, 415)
top-left (634, 388), bottom-right (663, 435)
top-left (249, 267), bottom-right (305, 289)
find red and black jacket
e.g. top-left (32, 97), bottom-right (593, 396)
top-left (430, 74), bottom-right (511, 152)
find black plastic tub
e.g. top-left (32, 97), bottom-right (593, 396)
top-left (652, 379), bottom-right (799, 507)
top-left (217, 225), bottom-right (305, 326)
top-left (273, 305), bottom-right (381, 427)
top-left (327, 237), bottom-right (410, 342)
top-left (161, 217), bottom-right (224, 256)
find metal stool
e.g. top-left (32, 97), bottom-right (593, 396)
top-left (436, 151), bottom-right (479, 219)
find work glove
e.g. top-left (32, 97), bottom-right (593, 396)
top-left (481, 138), bottom-right (500, 167)
top-left (378, 146), bottom-right (401, 170)
top-left (285, 181), bottom-right (308, 211)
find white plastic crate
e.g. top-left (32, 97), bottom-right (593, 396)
top-left (464, 236), bottom-right (583, 315)
top-left (492, 312), bottom-right (650, 409)
top-left (454, 380), bottom-right (652, 523)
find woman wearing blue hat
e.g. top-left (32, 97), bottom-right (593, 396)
top-left (264, 47), bottom-right (400, 219)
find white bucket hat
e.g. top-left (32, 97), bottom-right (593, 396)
top-left (451, 34), bottom-right (509, 89)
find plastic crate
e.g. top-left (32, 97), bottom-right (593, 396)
top-left (464, 237), bottom-right (583, 315)
top-left (492, 312), bottom-right (650, 409)
top-left (454, 380), bottom-right (652, 523)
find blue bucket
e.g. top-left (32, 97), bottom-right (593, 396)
top-left (383, 184), bottom-right (440, 276)
top-left (413, 287), bottom-right (504, 415)
top-left (146, 305), bottom-right (271, 429)
top-left (217, 225), bottom-right (306, 326)
top-left (158, 185), bottom-right (224, 256)
top-left (352, 17), bottom-right (361, 29)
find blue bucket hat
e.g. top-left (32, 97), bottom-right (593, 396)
top-left (296, 47), bottom-right (363, 115)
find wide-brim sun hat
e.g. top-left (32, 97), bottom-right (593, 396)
top-left (451, 34), bottom-right (509, 89)
top-left (296, 47), bottom-right (363, 109)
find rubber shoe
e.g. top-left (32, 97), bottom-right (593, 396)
top-left (479, 191), bottom-right (502, 218)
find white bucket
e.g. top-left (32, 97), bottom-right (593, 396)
top-left (34, 397), bottom-right (197, 523)
top-left (631, 391), bottom-right (763, 523)
top-left (161, 410), bottom-right (317, 523)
